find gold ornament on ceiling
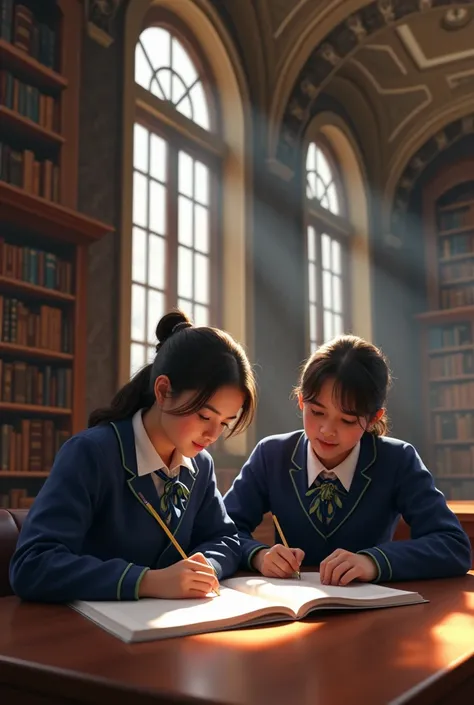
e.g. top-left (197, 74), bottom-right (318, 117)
top-left (441, 8), bottom-right (472, 31)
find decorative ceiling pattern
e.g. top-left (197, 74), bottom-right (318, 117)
top-left (348, 46), bottom-right (433, 144)
top-left (391, 113), bottom-right (474, 232)
top-left (274, 0), bottom-right (474, 170)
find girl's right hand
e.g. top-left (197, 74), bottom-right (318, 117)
top-left (252, 544), bottom-right (305, 578)
top-left (138, 552), bottom-right (219, 598)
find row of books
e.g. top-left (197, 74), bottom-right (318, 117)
top-left (0, 69), bottom-right (59, 131)
top-left (0, 360), bottom-right (72, 408)
top-left (0, 489), bottom-right (34, 510)
top-left (437, 207), bottom-right (473, 232)
top-left (439, 234), bottom-right (474, 258)
top-left (0, 238), bottom-right (74, 293)
top-left (0, 2), bottom-right (57, 70)
top-left (0, 295), bottom-right (73, 353)
top-left (429, 351), bottom-right (474, 377)
top-left (440, 261), bottom-right (474, 283)
top-left (428, 324), bottom-right (471, 350)
top-left (0, 142), bottom-right (60, 201)
top-left (433, 412), bottom-right (474, 441)
top-left (430, 382), bottom-right (474, 409)
top-left (0, 418), bottom-right (69, 471)
top-left (440, 285), bottom-right (474, 309)
top-left (435, 446), bottom-right (474, 476)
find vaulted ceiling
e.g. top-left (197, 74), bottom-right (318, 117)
top-left (215, 0), bottom-right (474, 204)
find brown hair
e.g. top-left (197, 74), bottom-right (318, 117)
top-left (89, 310), bottom-right (257, 436)
top-left (295, 335), bottom-right (391, 436)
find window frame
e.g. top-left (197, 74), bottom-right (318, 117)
top-left (304, 135), bottom-right (353, 350)
top-left (130, 10), bottom-right (224, 373)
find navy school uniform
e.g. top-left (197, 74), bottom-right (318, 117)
top-left (9, 419), bottom-right (240, 602)
top-left (223, 430), bottom-right (472, 581)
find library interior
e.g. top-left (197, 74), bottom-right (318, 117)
top-left (1, 2), bottom-right (474, 705)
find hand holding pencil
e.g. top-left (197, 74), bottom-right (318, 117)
top-left (138, 492), bottom-right (221, 598)
top-left (251, 515), bottom-right (304, 579)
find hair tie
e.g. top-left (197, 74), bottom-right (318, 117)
top-left (155, 321), bottom-right (192, 353)
top-left (172, 321), bottom-right (192, 335)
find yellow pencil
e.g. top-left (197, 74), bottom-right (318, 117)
top-left (138, 492), bottom-right (220, 596)
top-left (271, 514), bottom-right (301, 580)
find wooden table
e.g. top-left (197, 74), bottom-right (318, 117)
top-left (1, 574), bottom-right (474, 705)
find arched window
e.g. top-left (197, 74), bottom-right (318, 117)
top-left (306, 139), bottom-right (350, 351)
top-left (130, 19), bottom-right (220, 375)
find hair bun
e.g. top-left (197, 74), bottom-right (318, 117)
top-left (155, 310), bottom-right (192, 348)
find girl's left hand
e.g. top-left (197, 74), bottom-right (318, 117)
top-left (319, 549), bottom-right (377, 586)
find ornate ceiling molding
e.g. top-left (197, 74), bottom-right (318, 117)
top-left (396, 23), bottom-right (474, 69)
top-left (349, 56), bottom-right (432, 143)
top-left (391, 112), bottom-right (474, 233)
top-left (276, 0), bottom-right (474, 171)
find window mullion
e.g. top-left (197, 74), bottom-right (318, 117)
top-left (167, 144), bottom-right (179, 309)
top-left (315, 228), bottom-right (324, 345)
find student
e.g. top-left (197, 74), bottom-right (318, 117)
top-left (10, 310), bottom-right (256, 602)
top-left (224, 335), bottom-right (472, 585)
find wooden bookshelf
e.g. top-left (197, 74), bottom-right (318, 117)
top-left (0, 1), bottom-right (113, 510)
top-left (0, 402), bottom-right (72, 415)
top-left (0, 342), bottom-right (74, 362)
top-left (0, 105), bottom-right (64, 146)
top-left (419, 161), bottom-right (474, 499)
top-left (0, 181), bottom-right (110, 243)
top-left (0, 274), bottom-right (75, 302)
top-left (0, 38), bottom-right (68, 90)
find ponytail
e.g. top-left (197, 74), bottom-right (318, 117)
top-left (88, 364), bottom-right (155, 427)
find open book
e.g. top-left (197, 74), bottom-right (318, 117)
top-left (70, 572), bottom-right (425, 643)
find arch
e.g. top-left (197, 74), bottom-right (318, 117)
top-left (306, 139), bottom-right (343, 215)
top-left (304, 111), bottom-right (372, 342)
top-left (268, 0), bottom-right (370, 161)
top-left (384, 101), bottom-right (474, 230)
top-left (119, 0), bottom-right (252, 456)
top-left (135, 24), bottom-right (213, 131)
top-left (269, 0), bottom-right (472, 170)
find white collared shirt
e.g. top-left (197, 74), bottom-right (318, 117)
top-left (306, 440), bottom-right (360, 492)
top-left (132, 409), bottom-right (194, 496)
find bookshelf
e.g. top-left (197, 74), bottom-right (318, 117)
top-left (0, 1), bottom-right (113, 510)
top-left (418, 162), bottom-right (474, 499)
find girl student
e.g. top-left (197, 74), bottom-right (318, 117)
top-left (224, 335), bottom-right (471, 586)
top-left (10, 310), bottom-right (256, 602)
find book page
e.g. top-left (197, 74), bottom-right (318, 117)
top-left (223, 573), bottom-right (421, 616)
top-left (72, 585), bottom-right (294, 641)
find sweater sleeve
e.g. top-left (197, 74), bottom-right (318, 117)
top-left (188, 457), bottom-right (240, 580)
top-left (358, 443), bottom-right (472, 581)
top-left (9, 435), bottom-right (149, 602)
top-left (223, 442), bottom-right (272, 569)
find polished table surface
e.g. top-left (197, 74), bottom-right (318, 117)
top-left (1, 573), bottom-right (474, 705)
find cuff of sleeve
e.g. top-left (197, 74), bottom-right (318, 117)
top-left (247, 544), bottom-right (270, 570)
top-left (357, 548), bottom-right (393, 582)
top-left (205, 557), bottom-right (223, 580)
top-left (117, 563), bottom-right (150, 600)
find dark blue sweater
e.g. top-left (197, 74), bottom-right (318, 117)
top-left (223, 431), bottom-right (472, 581)
top-left (10, 419), bottom-right (240, 602)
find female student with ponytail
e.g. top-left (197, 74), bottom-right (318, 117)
top-left (10, 310), bottom-right (256, 602)
top-left (224, 335), bottom-right (472, 585)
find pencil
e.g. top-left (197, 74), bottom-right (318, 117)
top-left (138, 492), bottom-right (220, 596)
top-left (271, 514), bottom-right (301, 580)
